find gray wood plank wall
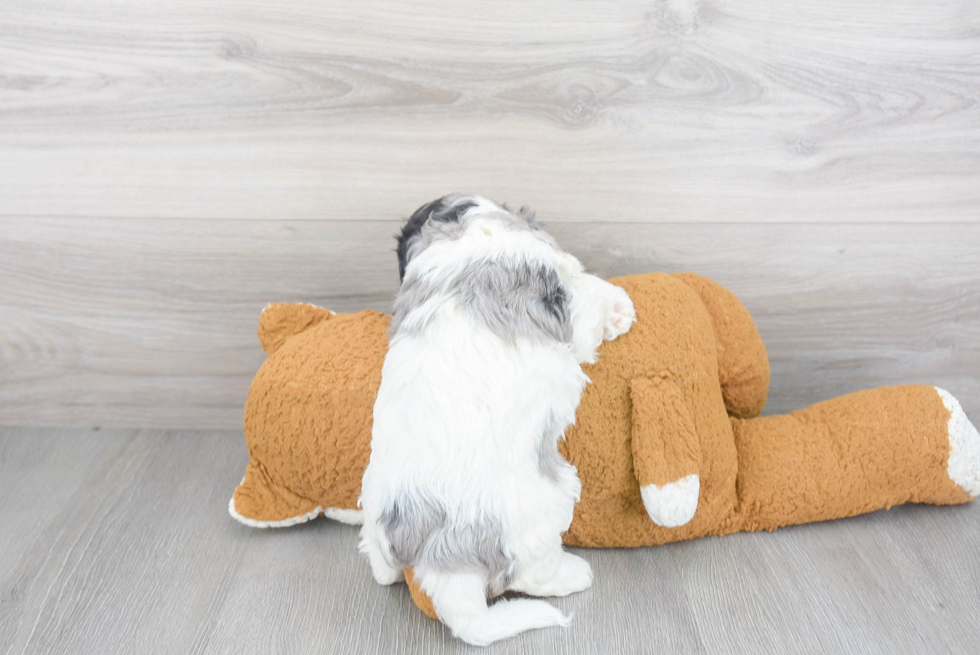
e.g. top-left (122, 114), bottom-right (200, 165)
top-left (1, 1), bottom-right (978, 428)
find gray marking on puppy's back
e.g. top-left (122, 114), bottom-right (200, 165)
top-left (380, 492), bottom-right (446, 566)
top-left (537, 410), bottom-right (573, 482)
top-left (380, 491), bottom-right (515, 595)
top-left (537, 439), bottom-right (567, 483)
top-left (389, 272), bottom-right (441, 337)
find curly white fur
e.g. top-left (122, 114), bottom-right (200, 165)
top-left (359, 195), bottom-right (634, 646)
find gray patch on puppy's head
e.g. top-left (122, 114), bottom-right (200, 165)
top-left (391, 195), bottom-right (572, 344)
top-left (396, 194), bottom-right (559, 282)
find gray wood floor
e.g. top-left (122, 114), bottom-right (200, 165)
top-left (1, 426), bottom-right (978, 654)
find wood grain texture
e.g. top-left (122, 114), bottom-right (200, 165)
top-left (2, 217), bottom-right (978, 429)
top-left (3, 3), bottom-right (977, 649)
top-left (0, 426), bottom-right (977, 654)
top-left (0, 428), bottom-right (250, 655)
top-left (1, 1), bottom-right (978, 222)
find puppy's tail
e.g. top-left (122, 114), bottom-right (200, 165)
top-left (415, 569), bottom-right (570, 646)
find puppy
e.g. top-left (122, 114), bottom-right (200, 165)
top-left (359, 194), bottom-right (635, 646)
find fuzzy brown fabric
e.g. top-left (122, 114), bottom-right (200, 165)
top-left (234, 307), bottom-right (387, 522)
top-left (231, 273), bottom-right (975, 619)
top-left (730, 384), bottom-right (967, 532)
top-left (404, 569), bottom-right (438, 620)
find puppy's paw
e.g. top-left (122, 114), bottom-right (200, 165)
top-left (603, 287), bottom-right (635, 341)
top-left (509, 551), bottom-right (593, 598)
top-left (552, 552), bottom-right (593, 596)
top-left (371, 563), bottom-right (405, 586)
top-left (360, 533), bottom-right (405, 586)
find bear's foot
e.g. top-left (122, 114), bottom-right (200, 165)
top-left (640, 474), bottom-right (700, 528)
top-left (937, 387), bottom-right (980, 499)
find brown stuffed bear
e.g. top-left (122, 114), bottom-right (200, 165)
top-left (230, 273), bottom-right (980, 619)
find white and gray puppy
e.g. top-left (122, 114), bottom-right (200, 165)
top-left (359, 194), bottom-right (635, 646)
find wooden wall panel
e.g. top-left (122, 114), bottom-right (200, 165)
top-left (1, 218), bottom-right (977, 428)
top-left (1, 1), bottom-right (978, 222)
top-left (1, 1), bottom-right (978, 427)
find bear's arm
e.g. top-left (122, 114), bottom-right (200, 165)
top-left (630, 377), bottom-right (701, 528)
top-left (672, 273), bottom-right (770, 418)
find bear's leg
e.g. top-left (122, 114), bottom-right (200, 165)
top-left (505, 468), bottom-right (593, 598)
top-left (730, 384), bottom-right (978, 534)
top-left (229, 461), bottom-right (324, 527)
top-left (937, 388), bottom-right (980, 498)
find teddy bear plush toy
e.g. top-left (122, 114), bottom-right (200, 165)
top-left (230, 272), bottom-right (980, 620)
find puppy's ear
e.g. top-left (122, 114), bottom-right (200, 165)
top-left (397, 201), bottom-right (433, 281)
top-left (516, 205), bottom-right (544, 229)
top-left (396, 196), bottom-right (477, 282)
top-left (429, 199), bottom-right (475, 224)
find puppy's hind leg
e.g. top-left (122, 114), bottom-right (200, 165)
top-left (358, 521), bottom-right (405, 585)
top-left (507, 512), bottom-right (593, 598)
top-left (417, 568), bottom-right (571, 646)
top-left (509, 549), bottom-right (593, 598)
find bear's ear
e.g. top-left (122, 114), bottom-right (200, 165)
top-left (257, 302), bottom-right (333, 354)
